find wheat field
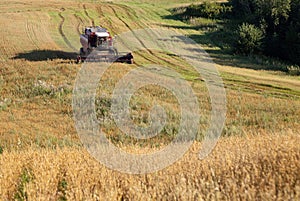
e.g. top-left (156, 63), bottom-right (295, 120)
top-left (1, 133), bottom-right (299, 200)
top-left (0, 0), bottom-right (299, 200)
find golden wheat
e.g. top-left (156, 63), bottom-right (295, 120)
top-left (0, 132), bottom-right (299, 200)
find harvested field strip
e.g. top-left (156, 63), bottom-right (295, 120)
top-left (58, 11), bottom-right (77, 51)
top-left (106, 4), bottom-right (185, 67)
top-left (98, 5), bottom-right (154, 64)
top-left (25, 18), bottom-right (39, 50)
top-left (74, 13), bottom-right (84, 35)
top-left (83, 4), bottom-right (95, 26)
top-left (219, 65), bottom-right (300, 93)
top-left (110, 4), bottom-right (195, 71)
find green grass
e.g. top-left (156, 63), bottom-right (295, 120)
top-left (14, 169), bottom-right (34, 201)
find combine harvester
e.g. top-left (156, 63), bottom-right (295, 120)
top-left (76, 26), bottom-right (133, 64)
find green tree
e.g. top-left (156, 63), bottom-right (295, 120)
top-left (235, 23), bottom-right (264, 54)
top-left (254, 0), bottom-right (291, 34)
top-left (230, 0), bottom-right (256, 18)
top-left (184, 1), bottom-right (232, 19)
top-left (231, 0), bottom-right (300, 66)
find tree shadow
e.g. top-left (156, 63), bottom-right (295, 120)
top-left (12, 50), bottom-right (77, 61)
top-left (162, 24), bottom-right (219, 30)
top-left (162, 11), bottom-right (288, 72)
top-left (184, 33), bottom-right (287, 71)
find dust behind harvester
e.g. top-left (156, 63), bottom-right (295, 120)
top-left (76, 26), bottom-right (133, 64)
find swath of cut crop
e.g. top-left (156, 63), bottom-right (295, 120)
top-left (106, 5), bottom-right (157, 64)
top-left (74, 14), bottom-right (84, 35)
top-left (83, 4), bottom-right (95, 27)
top-left (58, 11), bottom-right (77, 51)
top-left (110, 4), bottom-right (185, 68)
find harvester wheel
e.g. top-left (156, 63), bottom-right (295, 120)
top-left (80, 48), bottom-right (84, 56)
top-left (76, 56), bottom-right (81, 64)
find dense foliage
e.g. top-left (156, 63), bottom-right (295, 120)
top-left (184, 2), bottom-right (232, 19)
top-left (236, 23), bottom-right (264, 54)
top-left (179, 0), bottom-right (300, 68)
top-left (230, 0), bottom-right (300, 66)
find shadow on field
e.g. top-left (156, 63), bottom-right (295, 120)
top-left (12, 50), bottom-right (77, 61)
top-left (161, 15), bottom-right (288, 72)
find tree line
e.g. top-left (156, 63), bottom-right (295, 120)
top-left (232, 0), bottom-right (300, 66)
top-left (178, 0), bottom-right (300, 70)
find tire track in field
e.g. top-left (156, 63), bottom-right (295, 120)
top-left (95, 4), bottom-right (152, 64)
top-left (32, 13), bottom-right (48, 49)
top-left (123, 4), bottom-right (196, 66)
top-left (58, 11), bottom-right (77, 51)
top-left (97, 4), bottom-right (168, 64)
top-left (25, 18), bottom-right (39, 49)
top-left (37, 12), bottom-right (61, 50)
top-left (110, 4), bottom-right (180, 67)
top-left (96, 5), bottom-right (118, 36)
top-left (70, 6), bottom-right (85, 36)
top-left (108, 10), bottom-right (155, 64)
top-left (74, 14), bottom-right (84, 35)
top-left (117, 5), bottom-right (179, 62)
top-left (25, 12), bottom-right (57, 50)
top-left (83, 4), bottom-right (95, 26)
top-left (117, 4), bottom-right (189, 68)
top-left (108, 5), bottom-right (157, 63)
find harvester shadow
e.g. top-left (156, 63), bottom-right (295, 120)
top-left (12, 50), bottom-right (77, 61)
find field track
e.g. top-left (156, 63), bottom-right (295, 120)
top-left (58, 11), bottom-right (78, 51)
top-left (83, 4), bottom-right (95, 26)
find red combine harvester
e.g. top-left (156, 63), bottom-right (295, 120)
top-left (76, 26), bottom-right (133, 64)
